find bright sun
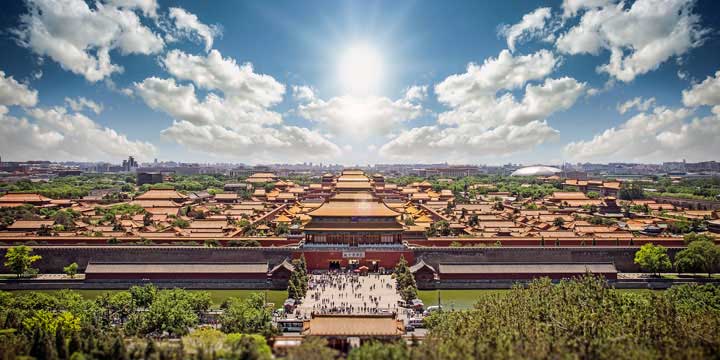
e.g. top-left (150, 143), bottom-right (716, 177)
top-left (338, 44), bottom-right (383, 95)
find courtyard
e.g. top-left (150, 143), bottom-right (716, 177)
top-left (296, 273), bottom-right (404, 317)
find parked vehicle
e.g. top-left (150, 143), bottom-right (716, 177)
top-left (409, 317), bottom-right (425, 328)
top-left (423, 305), bottom-right (443, 316)
top-left (283, 298), bottom-right (296, 312)
top-left (277, 318), bottom-right (304, 333)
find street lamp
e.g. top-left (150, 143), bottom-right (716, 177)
top-left (266, 276), bottom-right (271, 307)
top-left (435, 275), bottom-right (441, 308)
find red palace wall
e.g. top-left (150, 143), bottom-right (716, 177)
top-left (85, 272), bottom-right (267, 281)
top-left (442, 272), bottom-right (618, 281)
top-left (295, 250), bottom-right (415, 271)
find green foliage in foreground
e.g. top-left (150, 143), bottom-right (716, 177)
top-left (1, 279), bottom-right (719, 359)
top-left (418, 277), bottom-right (720, 360)
top-left (0, 285), bottom-right (277, 359)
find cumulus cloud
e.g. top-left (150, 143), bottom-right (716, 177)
top-left (65, 97), bottom-right (104, 114)
top-left (160, 121), bottom-right (341, 162)
top-left (563, 107), bottom-right (720, 161)
top-left (168, 7), bottom-right (220, 52)
top-left (555, 0), bottom-right (708, 82)
top-left (561, 0), bottom-right (611, 18)
top-left (617, 97), bottom-right (656, 114)
top-left (380, 50), bottom-right (585, 161)
top-left (682, 70), bottom-right (720, 108)
top-left (567, 66), bottom-right (720, 162)
top-left (108, 0), bottom-right (159, 18)
top-left (14, 0), bottom-right (165, 82)
top-left (292, 85), bottom-right (316, 102)
top-left (501, 7), bottom-right (552, 52)
top-left (161, 49), bottom-right (284, 107)
top-left (135, 49), bottom-right (341, 160)
top-left (0, 70), bottom-right (38, 109)
top-left (135, 76), bottom-right (282, 128)
top-left (438, 77), bottom-right (586, 128)
top-left (0, 106), bottom-right (155, 161)
top-left (434, 49), bottom-right (558, 107)
top-left (403, 85), bottom-right (428, 102)
top-left (295, 94), bottom-right (425, 138)
top-left (379, 121), bottom-right (560, 161)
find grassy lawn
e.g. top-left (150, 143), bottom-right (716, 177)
top-left (8, 289), bottom-right (289, 308)
top-left (417, 290), bottom-right (509, 310)
top-left (661, 274), bottom-right (720, 279)
top-left (418, 289), bottom-right (662, 310)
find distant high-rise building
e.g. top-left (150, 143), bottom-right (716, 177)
top-left (122, 156), bottom-right (138, 172)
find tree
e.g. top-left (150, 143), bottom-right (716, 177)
top-left (219, 294), bottom-right (277, 337)
top-left (285, 337), bottom-right (338, 360)
top-left (30, 328), bottom-right (57, 360)
top-left (634, 243), bottom-right (672, 276)
top-left (227, 239), bottom-right (261, 247)
top-left (4, 245), bottom-right (42, 278)
top-left (553, 217), bottom-right (565, 228)
top-left (492, 201), bottom-right (504, 211)
top-left (675, 240), bottom-right (720, 277)
top-left (63, 262), bottom-right (78, 279)
top-left (143, 212), bottom-right (153, 227)
top-left (394, 256), bottom-right (418, 302)
top-left (204, 239), bottom-right (220, 247)
top-left (225, 333), bottom-right (272, 360)
top-left (126, 289), bottom-right (205, 337)
top-left (348, 341), bottom-right (410, 360)
top-left (683, 232), bottom-right (716, 245)
top-left (587, 191), bottom-right (600, 199)
top-left (619, 183), bottom-right (645, 200)
top-left (275, 222), bottom-right (289, 236)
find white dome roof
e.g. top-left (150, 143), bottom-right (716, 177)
top-left (510, 166), bottom-right (562, 176)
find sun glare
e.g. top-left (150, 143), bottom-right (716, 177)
top-left (338, 43), bottom-right (383, 95)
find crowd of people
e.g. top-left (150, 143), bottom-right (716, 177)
top-left (300, 271), bottom-right (402, 316)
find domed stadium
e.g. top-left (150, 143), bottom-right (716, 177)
top-left (510, 166), bottom-right (562, 177)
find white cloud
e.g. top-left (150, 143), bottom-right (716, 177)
top-left (379, 121), bottom-right (560, 162)
top-left (292, 85), bottom-right (316, 102)
top-left (501, 7), bottom-right (552, 52)
top-left (168, 7), bottom-right (220, 52)
top-left (14, 0), bottom-right (164, 82)
top-left (435, 49), bottom-right (558, 107)
top-left (438, 77), bottom-right (586, 129)
top-left (403, 85), bottom-right (428, 102)
top-left (0, 106), bottom-right (155, 161)
top-left (134, 77), bottom-right (281, 129)
top-left (160, 121), bottom-right (341, 162)
top-left (617, 97), bottom-right (656, 114)
top-left (295, 95), bottom-right (425, 138)
top-left (561, 0), bottom-right (611, 17)
top-left (135, 50), bottom-right (341, 160)
top-left (564, 106), bottom-right (720, 162)
top-left (161, 49), bottom-right (284, 107)
top-left (64, 97), bottom-right (104, 114)
top-left (682, 70), bottom-right (720, 108)
top-left (0, 70), bottom-right (38, 108)
top-left (380, 50), bottom-right (585, 161)
top-left (556, 0), bottom-right (708, 82)
top-left (108, 0), bottom-right (158, 18)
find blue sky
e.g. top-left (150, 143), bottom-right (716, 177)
top-left (0, 0), bottom-right (719, 165)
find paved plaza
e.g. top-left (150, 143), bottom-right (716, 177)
top-left (297, 273), bottom-right (405, 318)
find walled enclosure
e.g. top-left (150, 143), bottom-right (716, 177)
top-left (0, 246), bottom-right (684, 274)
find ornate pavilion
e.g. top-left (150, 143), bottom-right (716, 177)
top-left (299, 170), bottom-right (412, 271)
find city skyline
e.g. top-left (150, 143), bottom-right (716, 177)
top-left (0, 0), bottom-right (719, 165)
